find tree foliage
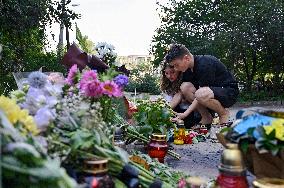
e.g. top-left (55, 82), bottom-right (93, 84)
top-left (151, 0), bottom-right (284, 93)
top-left (125, 60), bottom-right (160, 94)
top-left (0, 0), bottom-right (79, 95)
top-left (75, 24), bottom-right (95, 54)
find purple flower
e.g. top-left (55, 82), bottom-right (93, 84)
top-left (34, 107), bottom-right (56, 131)
top-left (28, 71), bottom-right (47, 89)
top-left (113, 74), bottom-right (129, 88)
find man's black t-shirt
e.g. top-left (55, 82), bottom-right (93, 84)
top-left (182, 55), bottom-right (237, 88)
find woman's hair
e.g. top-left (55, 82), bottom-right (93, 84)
top-left (160, 61), bottom-right (183, 95)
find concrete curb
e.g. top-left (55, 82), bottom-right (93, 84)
top-left (124, 92), bottom-right (283, 106)
top-left (234, 100), bottom-right (283, 107)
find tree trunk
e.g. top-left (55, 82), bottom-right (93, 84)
top-left (242, 52), bottom-right (252, 91)
top-left (251, 49), bottom-right (257, 79)
top-left (272, 61), bottom-right (281, 93)
top-left (57, 23), bottom-right (64, 57)
top-left (66, 26), bottom-right (70, 50)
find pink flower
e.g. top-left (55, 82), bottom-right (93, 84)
top-left (79, 70), bottom-right (98, 89)
top-left (178, 178), bottom-right (187, 188)
top-left (48, 73), bottom-right (65, 84)
top-left (101, 81), bottom-right (122, 97)
top-left (79, 70), bottom-right (103, 97)
top-left (66, 65), bottom-right (79, 85)
top-left (81, 80), bottom-right (103, 97)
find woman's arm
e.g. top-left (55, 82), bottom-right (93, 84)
top-left (170, 92), bottom-right (182, 109)
top-left (176, 98), bottom-right (198, 120)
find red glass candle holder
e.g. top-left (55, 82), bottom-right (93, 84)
top-left (184, 134), bottom-right (193, 144)
top-left (217, 173), bottom-right (248, 188)
top-left (199, 125), bottom-right (208, 135)
top-left (82, 158), bottom-right (114, 188)
top-left (148, 134), bottom-right (168, 163)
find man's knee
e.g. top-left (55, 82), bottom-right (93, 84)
top-left (195, 87), bottom-right (214, 103)
top-left (180, 82), bottom-right (196, 95)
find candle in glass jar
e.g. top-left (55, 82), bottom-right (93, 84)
top-left (148, 134), bottom-right (168, 163)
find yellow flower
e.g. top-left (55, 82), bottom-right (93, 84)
top-left (0, 95), bottom-right (39, 135)
top-left (264, 119), bottom-right (284, 141)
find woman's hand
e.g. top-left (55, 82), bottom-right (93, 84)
top-left (176, 112), bottom-right (187, 120)
top-left (171, 112), bottom-right (187, 122)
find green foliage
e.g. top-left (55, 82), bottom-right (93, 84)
top-left (133, 98), bottom-right (174, 137)
top-left (151, 0), bottom-right (284, 93)
top-left (126, 73), bottom-right (160, 95)
top-left (0, 0), bottom-right (78, 95)
top-left (0, 110), bottom-right (76, 188)
top-left (125, 60), bottom-right (160, 95)
top-left (131, 151), bottom-right (188, 186)
top-left (238, 91), bottom-right (284, 102)
top-left (0, 51), bottom-right (66, 95)
top-left (50, 0), bottom-right (80, 28)
top-left (75, 24), bottom-right (95, 54)
top-left (0, 0), bottom-right (52, 32)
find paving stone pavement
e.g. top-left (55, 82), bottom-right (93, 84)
top-left (166, 141), bottom-right (222, 180)
top-left (166, 106), bottom-right (284, 185)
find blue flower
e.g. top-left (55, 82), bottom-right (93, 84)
top-left (113, 74), bottom-right (129, 87)
top-left (28, 71), bottom-right (47, 89)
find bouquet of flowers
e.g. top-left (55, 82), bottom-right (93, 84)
top-left (8, 64), bottom-right (186, 187)
top-left (224, 111), bottom-right (284, 155)
top-left (10, 72), bottom-right (65, 132)
top-left (0, 96), bottom-right (76, 188)
top-left (219, 110), bottom-right (284, 178)
top-left (65, 64), bottom-right (128, 123)
top-left (11, 67), bottom-right (183, 187)
top-left (50, 66), bottom-right (183, 187)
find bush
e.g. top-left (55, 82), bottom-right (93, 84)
top-left (125, 73), bottom-right (160, 95)
top-left (124, 58), bottom-right (161, 95)
top-left (238, 90), bottom-right (284, 102)
top-left (0, 52), bottom-right (66, 95)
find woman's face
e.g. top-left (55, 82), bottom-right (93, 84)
top-left (164, 67), bottom-right (179, 82)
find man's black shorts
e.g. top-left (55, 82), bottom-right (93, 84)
top-left (210, 87), bottom-right (239, 108)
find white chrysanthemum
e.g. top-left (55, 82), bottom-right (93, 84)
top-left (110, 51), bottom-right (117, 57)
top-left (113, 61), bottom-right (122, 67)
top-left (108, 44), bottom-right (115, 51)
top-left (45, 81), bottom-right (63, 97)
top-left (95, 42), bottom-right (107, 50)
